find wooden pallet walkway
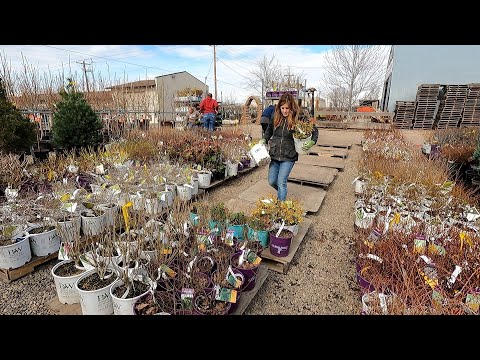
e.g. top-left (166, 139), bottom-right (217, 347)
top-left (296, 155), bottom-right (345, 171)
top-left (288, 163), bottom-right (338, 188)
top-left (309, 146), bottom-right (349, 159)
top-left (0, 252), bottom-right (58, 282)
top-left (260, 218), bottom-right (312, 274)
top-left (236, 179), bottom-right (326, 213)
top-left (48, 296), bottom-right (82, 315)
top-left (315, 140), bottom-right (352, 149)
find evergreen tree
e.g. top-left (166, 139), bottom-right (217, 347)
top-left (52, 79), bottom-right (103, 150)
top-left (0, 77), bottom-right (37, 154)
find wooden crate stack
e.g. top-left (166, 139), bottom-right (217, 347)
top-left (412, 84), bottom-right (440, 129)
top-left (460, 83), bottom-right (480, 127)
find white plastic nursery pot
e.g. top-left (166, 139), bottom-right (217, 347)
top-left (0, 236), bottom-right (32, 269)
top-left (56, 215), bottom-right (82, 243)
top-left (354, 178), bottom-right (367, 194)
top-left (26, 224), bottom-right (61, 257)
top-left (110, 278), bottom-right (151, 315)
top-left (355, 207), bottom-right (377, 229)
top-left (293, 135), bottom-right (312, 155)
top-left (226, 161), bottom-right (238, 177)
top-left (75, 269), bottom-right (116, 315)
top-left (191, 178), bottom-right (199, 196)
top-left (249, 143), bottom-right (270, 164)
top-left (145, 197), bottom-right (163, 215)
top-left (80, 209), bottom-right (106, 237)
top-left (96, 203), bottom-right (120, 228)
top-left (197, 171), bottom-right (212, 188)
top-left (176, 184), bottom-right (193, 201)
top-left (51, 260), bottom-right (86, 304)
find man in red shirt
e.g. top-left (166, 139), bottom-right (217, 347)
top-left (199, 92), bottom-right (218, 131)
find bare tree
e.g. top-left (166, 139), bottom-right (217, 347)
top-left (246, 55), bottom-right (282, 99)
top-left (247, 55), bottom-right (307, 110)
top-left (322, 45), bottom-right (388, 112)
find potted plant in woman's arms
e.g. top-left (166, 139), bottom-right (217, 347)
top-left (292, 120), bottom-right (315, 155)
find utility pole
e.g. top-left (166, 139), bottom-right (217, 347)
top-left (77, 59), bottom-right (92, 92)
top-left (213, 45), bottom-right (217, 100)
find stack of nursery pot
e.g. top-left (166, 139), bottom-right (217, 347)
top-left (0, 224), bottom-right (32, 270)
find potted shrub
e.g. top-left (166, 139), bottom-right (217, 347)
top-left (292, 119), bottom-right (315, 155)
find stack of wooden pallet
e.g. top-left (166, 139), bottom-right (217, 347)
top-left (393, 101), bottom-right (416, 129)
top-left (413, 84), bottom-right (440, 129)
top-left (435, 84), bottom-right (468, 129)
top-left (460, 83), bottom-right (480, 127)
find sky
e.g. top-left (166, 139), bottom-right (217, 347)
top-left (0, 45), bottom-right (342, 104)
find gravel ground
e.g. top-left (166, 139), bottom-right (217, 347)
top-left (0, 128), bottom-right (426, 315)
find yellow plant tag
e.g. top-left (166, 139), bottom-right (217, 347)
top-left (162, 246), bottom-right (173, 255)
top-left (419, 269), bottom-right (438, 289)
top-left (459, 231), bottom-right (472, 251)
top-left (60, 193), bottom-right (71, 202)
top-left (363, 240), bottom-right (374, 249)
top-left (390, 213), bottom-right (400, 225)
top-left (160, 264), bottom-right (176, 278)
top-left (122, 201), bottom-right (133, 232)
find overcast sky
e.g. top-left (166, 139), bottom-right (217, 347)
top-left (0, 45), bottom-right (389, 103)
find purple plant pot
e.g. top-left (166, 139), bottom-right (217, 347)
top-left (269, 230), bottom-right (294, 258)
top-left (355, 262), bottom-right (375, 293)
top-left (231, 251), bottom-right (259, 291)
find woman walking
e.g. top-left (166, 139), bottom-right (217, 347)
top-left (259, 92), bottom-right (318, 201)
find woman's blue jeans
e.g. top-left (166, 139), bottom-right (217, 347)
top-left (268, 160), bottom-right (295, 201)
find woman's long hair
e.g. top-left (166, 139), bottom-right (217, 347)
top-left (272, 92), bottom-right (299, 130)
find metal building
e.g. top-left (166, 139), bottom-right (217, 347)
top-left (381, 45), bottom-right (480, 112)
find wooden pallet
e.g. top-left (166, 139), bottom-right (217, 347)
top-left (232, 264), bottom-right (268, 315)
top-left (201, 166), bottom-right (257, 191)
top-left (48, 296), bottom-right (82, 315)
top-left (260, 218), bottom-right (312, 274)
top-left (309, 146), bottom-right (349, 159)
top-left (0, 252), bottom-right (58, 282)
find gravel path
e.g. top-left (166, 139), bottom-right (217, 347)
top-left (1, 128), bottom-right (417, 315)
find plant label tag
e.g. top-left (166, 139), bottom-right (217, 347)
top-left (414, 234), bottom-right (426, 254)
top-left (246, 250), bottom-right (262, 265)
top-left (368, 228), bottom-right (382, 242)
top-left (432, 288), bottom-right (445, 307)
top-left (465, 292), bottom-right (480, 313)
top-left (215, 287), bottom-right (237, 303)
top-left (181, 288), bottom-right (194, 310)
top-left (160, 264), bottom-right (176, 278)
top-left (227, 267), bottom-right (241, 288)
top-left (162, 245), bottom-right (172, 255)
top-left (225, 230), bottom-right (234, 246)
